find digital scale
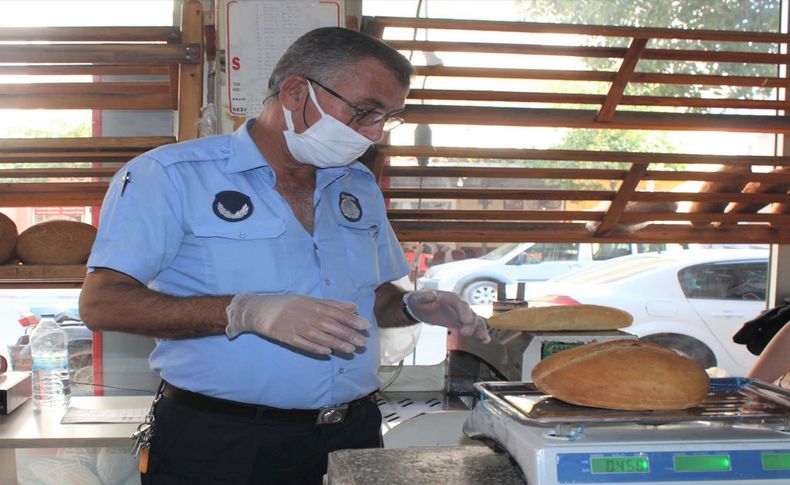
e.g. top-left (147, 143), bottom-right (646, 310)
top-left (464, 378), bottom-right (790, 484)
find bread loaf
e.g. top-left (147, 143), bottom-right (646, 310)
top-left (531, 339), bottom-right (709, 410)
top-left (0, 212), bottom-right (18, 263)
top-left (487, 304), bottom-right (632, 331)
top-left (15, 220), bottom-right (96, 265)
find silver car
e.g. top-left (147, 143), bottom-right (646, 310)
top-left (417, 242), bottom-right (672, 305)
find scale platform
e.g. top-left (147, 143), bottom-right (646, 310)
top-left (464, 378), bottom-right (790, 484)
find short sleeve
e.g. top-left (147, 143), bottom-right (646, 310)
top-left (87, 156), bottom-right (185, 285)
top-left (371, 190), bottom-right (410, 284)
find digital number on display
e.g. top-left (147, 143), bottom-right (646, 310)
top-left (590, 456), bottom-right (650, 474)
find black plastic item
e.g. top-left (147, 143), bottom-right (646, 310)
top-left (733, 297), bottom-right (790, 355)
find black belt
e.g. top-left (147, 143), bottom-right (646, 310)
top-left (160, 381), bottom-right (372, 425)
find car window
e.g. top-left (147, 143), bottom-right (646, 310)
top-left (507, 243), bottom-right (579, 265)
top-left (548, 243), bottom-right (580, 261)
top-left (592, 243), bottom-right (633, 260)
top-left (480, 242), bottom-right (520, 260)
top-left (637, 243), bottom-right (668, 253)
top-left (678, 261), bottom-right (767, 301)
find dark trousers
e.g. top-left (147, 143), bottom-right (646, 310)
top-left (141, 394), bottom-right (383, 485)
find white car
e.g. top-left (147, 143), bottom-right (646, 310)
top-left (527, 249), bottom-right (769, 377)
top-left (417, 242), bottom-right (674, 305)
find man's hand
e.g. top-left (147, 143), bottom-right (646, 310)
top-left (404, 290), bottom-right (491, 343)
top-left (226, 294), bottom-right (370, 355)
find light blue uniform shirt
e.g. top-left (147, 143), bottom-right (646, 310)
top-left (87, 120), bottom-right (409, 409)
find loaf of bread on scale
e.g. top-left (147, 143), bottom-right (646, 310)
top-left (531, 339), bottom-right (710, 411)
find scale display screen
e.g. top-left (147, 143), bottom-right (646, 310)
top-left (673, 454), bottom-right (731, 472)
top-left (541, 341), bottom-right (585, 359)
top-left (762, 453), bottom-right (790, 470)
top-left (590, 456), bottom-right (649, 474)
top-left (560, 450), bottom-right (790, 483)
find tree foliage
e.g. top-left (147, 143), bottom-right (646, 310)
top-left (2, 117), bottom-right (91, 183)
top-left (505, 1), bottom-right (782, 170)
top-left (517, 0), bottom-right (782, 100)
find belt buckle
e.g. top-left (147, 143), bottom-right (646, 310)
top-left (316, 404), bottom-right (349, 425)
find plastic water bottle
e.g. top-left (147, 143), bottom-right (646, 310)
top-left (30, 314), bottom-right (71, 410)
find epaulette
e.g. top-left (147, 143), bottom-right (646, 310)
top-left (142, 134), bottom-right (234, 167)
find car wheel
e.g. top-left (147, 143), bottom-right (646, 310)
top-left (462, 279), bottom-right (500, 305)
top-left (641, 333), bottom-right (717, 369)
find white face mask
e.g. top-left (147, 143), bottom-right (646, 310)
top-left (282, 82), bottom-right (374, 168)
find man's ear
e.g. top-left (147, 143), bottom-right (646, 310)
top-left (278, 76), bottom-right (308, 111)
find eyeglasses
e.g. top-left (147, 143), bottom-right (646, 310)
top-left (306, 77), bottom-right (405, 132)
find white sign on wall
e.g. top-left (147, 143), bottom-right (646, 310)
top-left (226, 0), bottom-right (343, 117)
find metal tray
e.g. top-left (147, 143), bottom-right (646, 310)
top-left (474, 378), bottom-right (790, 426)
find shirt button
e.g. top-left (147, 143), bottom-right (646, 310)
top-left (324, 279), bottom-right (331, 286)
top-left (338, 368), bottom-right (345, 374)
top-left (239, 232), bottom-right (246, 238)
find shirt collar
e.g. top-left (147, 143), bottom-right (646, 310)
top-left (225, 119), bottom-right (273, 177)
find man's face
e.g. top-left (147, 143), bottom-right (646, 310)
top-left (301, 59), bottom-right (409, 143)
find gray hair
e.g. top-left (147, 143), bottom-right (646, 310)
top-left (267, 27), bottom-right (414, 97)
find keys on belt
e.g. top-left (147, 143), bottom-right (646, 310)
top-left (132, 382), bottom-right (164, 474)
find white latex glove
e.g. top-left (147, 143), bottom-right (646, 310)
top-left (404, 289), bottom-right (491, 343)
top-left (226, 293), bottom-right (370, 355)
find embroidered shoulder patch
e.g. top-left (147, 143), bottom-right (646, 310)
top-left (213, 191), bottom-right (253, 222)
top-left (339, 192), bottom-right (362, 222)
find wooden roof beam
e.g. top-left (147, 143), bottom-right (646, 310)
top-left (366, 16), bottom-right (790, 43)
top-left (0, 26), bottom-right (181, 42)
top-left (378, 145), bottom-right (790, 166)
top-left (0, 168), bottom-right (118, 178)
top-left (402, 105), bottom-right (790, 133)
top-left (0, 44), bottom-right (200, 64)
top-left (0, 65), bottom-right (171, 76)
top-left (384, 188), bottom-right (788, 205)
top-left (414, 66), bottom-right (789, 88)
top-left (382, 166), bottom-right (790, 185)
top-left (391, 221), bottom-right (790, 244)
top-left (596, 38), bottom-right (648, 122)
top-left (0, 82), bottom-right (174, 110)
top-left (593, 163), bottom-right (649, 237)
top-left (409, 89), bottom-right (790, 111)
top-left (0, 136), bottom-right (174, 152)
top-left (389, 39), bottom-right (789, 65)
top-left (386, 209), bottom-right (790, 225)
top-left (0, 182), bottom-right (107, 207)
top-left (177, 0), bottom-right (204, 141)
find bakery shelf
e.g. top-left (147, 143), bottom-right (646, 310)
top-left (0, 264), bottom-right (86, 288)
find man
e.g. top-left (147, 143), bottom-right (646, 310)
top-left (79, 27), bottom-right (489, 484)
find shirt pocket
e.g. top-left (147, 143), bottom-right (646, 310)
top-left (191, 219), bottom-right (291, 294)
top-left (337, 219), bottom-right (381, 293)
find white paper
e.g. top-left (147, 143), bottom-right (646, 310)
top-left (225, 0), bottom-right (343, 116)
top-left (61, 407), bottom-right (148, 424)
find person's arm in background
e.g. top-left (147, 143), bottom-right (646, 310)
top-left (747, 322), bottom-right (790, 383)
